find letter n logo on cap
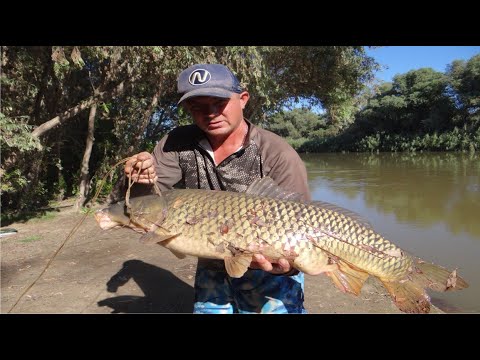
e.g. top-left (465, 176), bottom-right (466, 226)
top-left (189, 69), bottom-right (211, 85)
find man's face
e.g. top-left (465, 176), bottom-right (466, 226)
top-left (183, 91), bottom-right (249, 138)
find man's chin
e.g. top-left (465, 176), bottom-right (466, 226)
top-left (205, 127), bottom-right (230, 138)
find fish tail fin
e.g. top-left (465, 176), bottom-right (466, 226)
top-left (410, 257), bottom-right (469, 292)
top-left (380, 279), bottom-right (431, 313)
top-left (379, 258), bottom-right (469, 313)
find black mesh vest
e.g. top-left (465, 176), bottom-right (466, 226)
top-left (177, 139), bottom-right (264, 193)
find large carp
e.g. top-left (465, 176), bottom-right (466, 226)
top-left (95, 177), bottom-right (468, 313)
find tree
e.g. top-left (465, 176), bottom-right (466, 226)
top-left (355, 68), bottom-right (455, 134)
top-left (1, 46), bottom-right (378, 213)
top-left (266, 108), bottom-right (328, 139)
top-left (446, 54), bottom-right (480, 130)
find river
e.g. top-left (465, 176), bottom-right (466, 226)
top-left (301, 152), bottom-right (479, 313)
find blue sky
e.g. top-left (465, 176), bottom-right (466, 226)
top-left (366, 46), bottom-right (480, 83)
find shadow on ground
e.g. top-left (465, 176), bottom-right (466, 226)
top-left (1, 207), bottom-right (65, 227)
top-left (97, 260), bottom-right (194, 313)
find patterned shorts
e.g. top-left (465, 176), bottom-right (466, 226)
top-left (193, 261), bottom-right (306, 314)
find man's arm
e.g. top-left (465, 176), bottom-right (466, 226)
top-left (266, 148), bottom-right (311, 202)
top-left (124, 134), bottom-right (182, 196)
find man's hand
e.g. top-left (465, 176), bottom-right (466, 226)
top-left (249, 254), bottom-right (297, 275)
top-left (125, 152), bottom-right (157, 185)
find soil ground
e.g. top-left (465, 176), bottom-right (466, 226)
top-left (1, 200), bottom-right (443, 314)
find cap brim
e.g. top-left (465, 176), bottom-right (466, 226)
top-left (178, 87), bottom-right (234, 105)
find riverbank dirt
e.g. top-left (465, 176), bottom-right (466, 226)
top-left (1, 200), bottom-right (444, 314)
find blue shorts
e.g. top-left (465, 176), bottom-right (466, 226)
top-left (193, 260), bottom-right (306, 314)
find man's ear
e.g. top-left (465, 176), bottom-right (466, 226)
top-left (239, 91), bottom-right (250, 109)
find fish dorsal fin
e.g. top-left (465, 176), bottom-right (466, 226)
top-left (310, 200), bottom-right (373, 229)
top-left (411, 256), bottom-right (469, 291)
top-left (246, 176), bottom-right (303, 201)
top-left (224, 255), bottom-right (253, 278)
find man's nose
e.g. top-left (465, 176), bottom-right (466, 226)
top-left (206, 104), bottom-right (220, 117)
top-left (205, 104), bottom-right (220, 117)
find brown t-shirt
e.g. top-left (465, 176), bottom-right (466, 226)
top-left (144, 119), bottom-right (311, 202)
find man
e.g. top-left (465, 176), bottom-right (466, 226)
top-left (125, 63), bottom-right (311, 313)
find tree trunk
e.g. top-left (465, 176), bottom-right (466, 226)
top-left (75, 104), bottom-right (97, 210)
top-left (23, 148), bottom-right (47, 210)
top-left (126, 85), bottom-right (163, 154)
top-left (107, 171), bottom-right (127, 204)
top-left (33, 48), bottom-right (53, 124)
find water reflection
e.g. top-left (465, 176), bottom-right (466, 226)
top-left (303, 152), bottom-right (480, 238)
top-left (301, 152), bottom-right (480, 313)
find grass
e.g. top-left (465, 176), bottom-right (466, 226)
top-left (19, 235), bottom-right (42, 243)
top-left (28, 211), bottom-right (57, 223)
top-left (80, 207), bottom-right (95, 215)
top-left (1, 209), bottom-right (60, 226)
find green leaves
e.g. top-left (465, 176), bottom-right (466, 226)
top-left (0, 113), bottom-right (41, 152)
top-left (446, 55), bottom-right (480, 129)
top-left (0, 168), bottom-right (28, 194)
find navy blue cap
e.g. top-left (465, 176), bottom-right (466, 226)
top-left (177, 64), bottom-right (243, 104)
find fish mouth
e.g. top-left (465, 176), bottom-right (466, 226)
top-left (94, 210), bottom-right (121, 230)
top-left (94, 209), bottom-right (150, 233)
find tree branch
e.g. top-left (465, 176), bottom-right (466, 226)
top-left (31, 81), bottom-right (126, 138)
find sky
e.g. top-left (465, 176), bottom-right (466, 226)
top-left (366, 46), bottom-right (480, 83)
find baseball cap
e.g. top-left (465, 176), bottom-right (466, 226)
top-left (177, 64), bottom-right (243, 104)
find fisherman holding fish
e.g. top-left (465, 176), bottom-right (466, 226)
top-left (124, 64), bottom-right (311, 314)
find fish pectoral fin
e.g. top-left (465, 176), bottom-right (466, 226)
top-left (139, 231), bottom-right (178, 245)
top-left (326, 260), bottom-right (369, 296)
top-left (224, 255), bottom-right (253, 278)
top-left (380, 278), bottom-right (431, 313)
top-left (168, 249), bottom-right (187, 259)
top-left (140, 229), bottom-right (185, 258)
